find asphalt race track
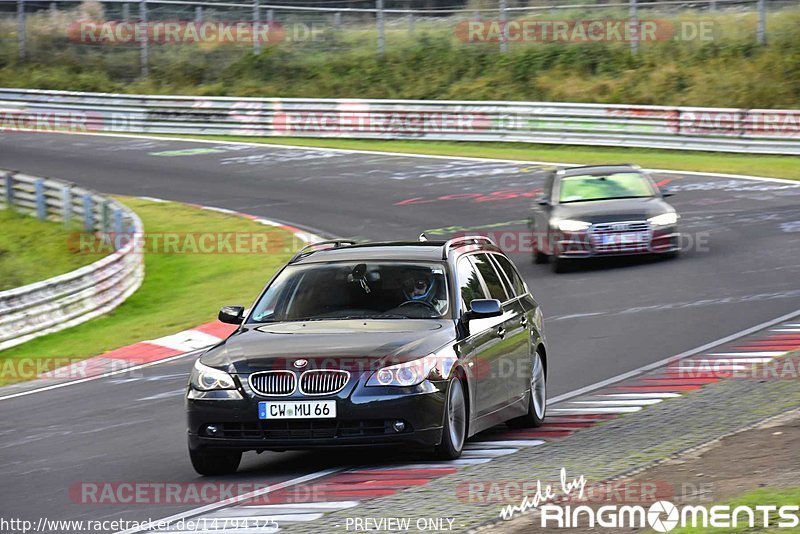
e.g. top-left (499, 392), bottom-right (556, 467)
top-left (1, 132), bottom-right (800, 527)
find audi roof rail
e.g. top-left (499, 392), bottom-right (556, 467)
top-left (442, 235), bottom-right (498, 259)
top-left (558, 163), bottom-right (641, 175)
top-left (289, 239), bottom-right (358, 263)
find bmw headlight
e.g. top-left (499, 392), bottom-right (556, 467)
top-left (189, 360), bottom-right (236, 391)
top-left (648, 213), bottom-right (678, 227)
top-left (367, 353), bottom-right (456, 387)
top-left (557, 219), bottom-right (592, 232)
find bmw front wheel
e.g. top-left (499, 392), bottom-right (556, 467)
top-left (189, 447), bottom-right (242, 476)
top-left (434, 378), bottom-right (467, 460)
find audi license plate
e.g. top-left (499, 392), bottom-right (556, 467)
top-left (258, 400), bottom-right (336, 419)
top-left (602, 232), bottom-right (648, 245)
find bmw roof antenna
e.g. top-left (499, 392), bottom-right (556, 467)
top-left (418, 233), bottom-right (428, 242)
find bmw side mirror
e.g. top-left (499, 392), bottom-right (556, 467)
top-left (536, 196), bottom-right (550, 206)
top-left (465, 299), bottom-right (503, 321)
top-left (219, 305), bottom-right (245, 325)
top-left (661, 189), bottom-right (675, 198)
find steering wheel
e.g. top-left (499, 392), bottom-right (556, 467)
top-left (397, 300), bottom-right (437, 313)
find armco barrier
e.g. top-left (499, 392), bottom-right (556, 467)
top-left (0, 171), bottom-right (144, 351)
top-left (1, 88), bottom-right (799, 154)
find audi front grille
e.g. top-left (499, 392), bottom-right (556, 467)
top-left (590, 220), bottom-right (651, 253)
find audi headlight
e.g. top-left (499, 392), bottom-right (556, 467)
top-left (189, 360), bottom-right (236, 391)
top-left (557, 219), bottom-right (591, 232)
top-left (648, 213), bottom-right (678, 227)
top-left (367, 353), bottom-right (456, 387)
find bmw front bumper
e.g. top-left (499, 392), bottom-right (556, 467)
top-left (187, 374), bottom-right (447, 452)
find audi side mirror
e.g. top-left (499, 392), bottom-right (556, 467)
top-left (219, 305), bottom-right (245, 325)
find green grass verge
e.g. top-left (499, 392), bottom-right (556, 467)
top-left (0, 197), bottom-right (294, 384)
top-left (670, 487), bottom-right (800, 533)
top-left (0, 208), bottom-right (104, 291)
top-left (159, 135), bottom-right (800, 180)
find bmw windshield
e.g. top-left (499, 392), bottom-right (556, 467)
top-left (558, 172), bottom-right (657, 203)
top-left (249, 261), bottom-right (450, 321)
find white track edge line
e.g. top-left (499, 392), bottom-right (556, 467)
top-left (548, 307), bottom-right (800, 405)
top-left (34, 130), bottom-right (800, 185)
top-left (0, 348), bottom-right (206, 402)
top-left (116, 467), bottom-right (344, 534)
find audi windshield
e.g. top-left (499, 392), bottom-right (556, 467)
top-left (558, 172), bottom-right (657, 203)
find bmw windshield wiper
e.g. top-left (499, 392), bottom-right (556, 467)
top-left (344, 314), bottom-right (410, 319)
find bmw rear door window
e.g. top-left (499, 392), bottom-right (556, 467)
top-left (492, 254), bottom-right (527, 296)
top-left (471, 254), bottom-right (509, 302)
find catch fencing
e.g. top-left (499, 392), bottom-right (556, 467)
top-left (0, 170), bottom-right (144, 351)
top-left (1, 88), bottom-right (798, 154)
top-left (0, 0), bottom-right (794, 78)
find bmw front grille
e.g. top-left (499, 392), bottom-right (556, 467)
top-left (299, 370), bottom-right (350, 395)
top-left (249, 371), bottom-right (296, 396)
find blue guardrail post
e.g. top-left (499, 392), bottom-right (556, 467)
top-left (4, 172), bottom-right (13, 208)
top-left (101, 200), bottom-right (109, 234)
top-left (113, 208), bottom-right (124, 251)
top-left (62, 185), bottom-right (72, 228)
top-left (35, 178), bottom-right (46, 220)
top-left (83, 194), bottom-right (94, 231)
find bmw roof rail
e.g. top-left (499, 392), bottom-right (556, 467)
top-left (442, 235), bottom-right (497, 259)
top-left (289, 239), bottom-right (358, 263)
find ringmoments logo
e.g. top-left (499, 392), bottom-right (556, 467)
top-left (528, 500), bottom-right (800, 531)
top-left (498, 469), bottom-right (800, 531)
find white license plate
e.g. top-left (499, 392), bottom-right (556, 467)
top-left (258, 400), bottom-right (336, 419)
top-left (602, 232), bottom-right (648, 245)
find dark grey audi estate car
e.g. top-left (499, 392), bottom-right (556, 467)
top-left (529, 164), bottom-right (680, 272)
top-left (186, 237), bottom-right (548, 475)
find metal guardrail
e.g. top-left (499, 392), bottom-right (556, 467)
top-left (0, 170), bottom-right (144, 351)
top-left (1, 88), bottom-right (798, 154)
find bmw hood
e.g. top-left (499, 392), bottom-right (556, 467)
top-left (199, 319), bottom-right (457, 374)
top-left (553, 197), bottom-right (674, 224)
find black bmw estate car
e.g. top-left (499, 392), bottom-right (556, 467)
top-left (186, 237), bottom-right (548, 475)
top-left (529, 164), bottom-right (680, 272)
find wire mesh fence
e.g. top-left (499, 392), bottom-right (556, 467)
top-left (0, 0), bottom-right (795, 80)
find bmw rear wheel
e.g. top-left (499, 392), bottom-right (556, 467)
top-left (434, 378), bottom-right (467, 460)
top-left (507, 351), bottom-right (546, 428)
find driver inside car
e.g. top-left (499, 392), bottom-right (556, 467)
top-left (400, 272), bottom-right (446, 315)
